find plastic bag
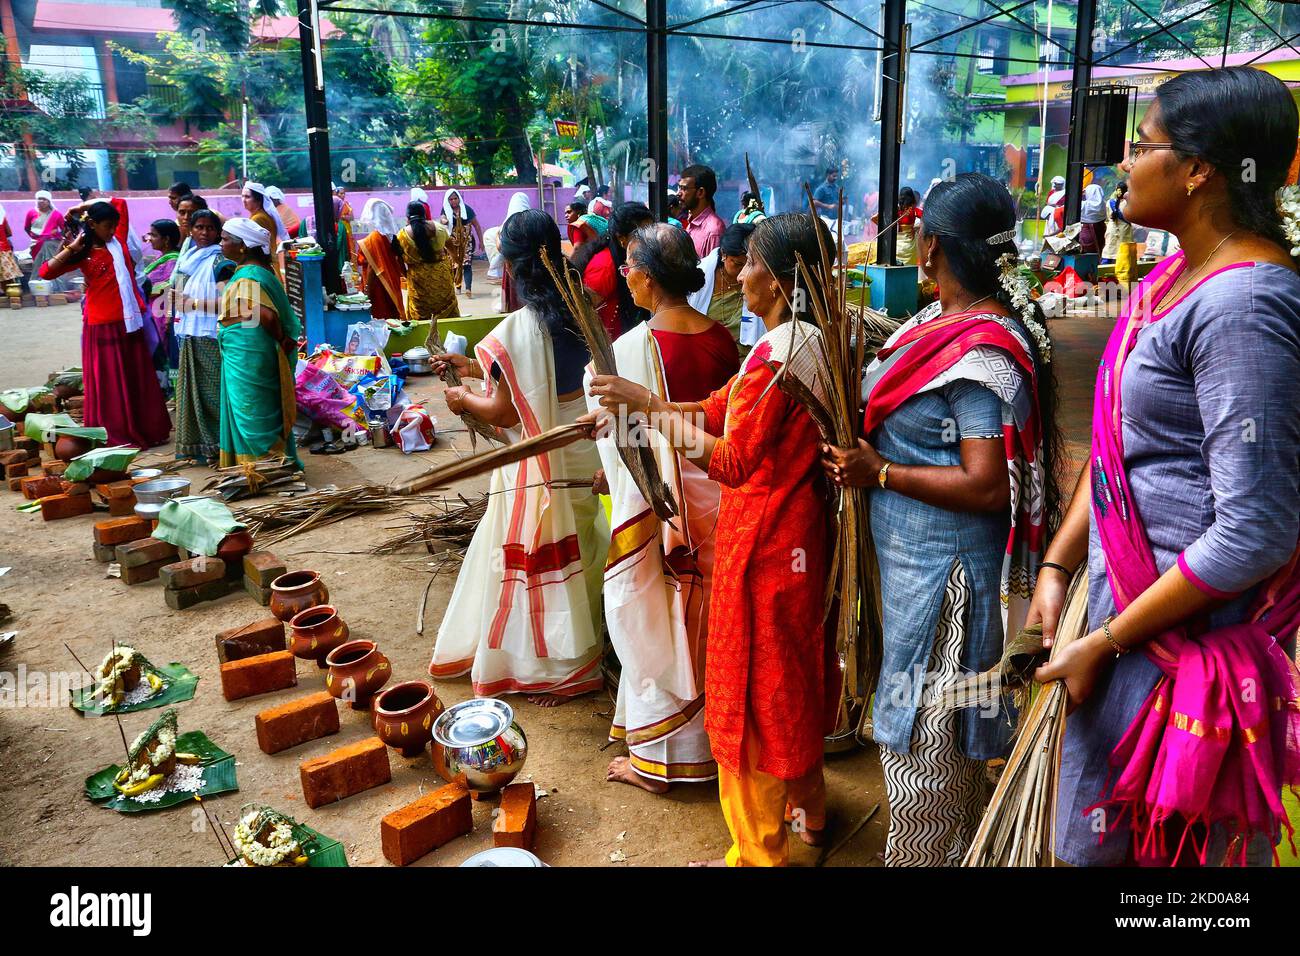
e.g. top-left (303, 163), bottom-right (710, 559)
top-left (345, 320), bottom-right (390, 357)
top-left (295, 361), bottom-right (365, 431)
top-left (391, 404), bottom-right (436, 453)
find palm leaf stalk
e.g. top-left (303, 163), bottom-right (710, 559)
top-left (760, 186), bottom-right (897, 741)
top-left (962, 569), bottom-right (1089, 867)
top-left (540, 247), bottom-right (678, 522)
top-left (429, 334), bottom-right (502, 449)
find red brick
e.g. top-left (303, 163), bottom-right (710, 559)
top-left (114, 537), bottom-right (177, 569)
top-left (244, 577), bottom-right (273, 606)
top-left (299, 736), bottom-right (391, 809)
top-left (255, 691), bottom-right (340, 754)
top-left (14, 436), bottom-right (39, 458)
top-left (220, 650), bottom-right (297, 701)
top-left (381, 782), bottom-right (472, 865)
top-left (492, 782), bottom-right (538, 850)
top-left (95, 480), bottom-right (136, 500)
top-left (92, 541), bottom-right (117, 563)
top-left (163, 577), bottom-right (234, 609)
top-left (94, 516), bottom-right (152, 546)
top-left (0, 450), bottom-right (26, 468)
top-left (242, 551), bottom-right (287, 588)
top-left (40, 493), bottom-right (92, 520)
top-left (108, 497), bottom-right (136, 517)
top-left (160, 556), bottom-right (226, 590)
top-left (20, 475), bottom-right (63, 500)
top-left (7, 477), bottom-right (23, 492)
top-left (61, 481), bottom-right (90, 497)
top-left (5, 460), bottom-right (30, 480)
top-left (41, 459), bottom-right (67, 476)
top-left (215, 618), bottom-right (286, 663)
top-left (120, 557), bottom-right (174, 585)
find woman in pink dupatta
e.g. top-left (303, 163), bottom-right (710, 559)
top-left (1032, 67), bottom-right (1300, 866)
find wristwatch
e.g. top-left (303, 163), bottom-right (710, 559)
top-left (878, 461), bottom-right (891, 489)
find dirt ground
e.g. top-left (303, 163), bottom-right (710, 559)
top-left (0, 292), bottom-right (1108, 868)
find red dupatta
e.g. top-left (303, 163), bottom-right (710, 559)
top-left (1089, 253), bottom-right (1300, 865)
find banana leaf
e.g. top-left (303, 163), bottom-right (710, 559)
top-left (23, 413), bottom-right (75, 441)
top-left (0, 386), bottom-right (51, 414)
top-left (47, 367), bottom-right (83, 391)
top-left (63, 445), bottom-right (141, 483)
top-left (300, 826), bottom-right (349, 867)
top-left (85, 731), bottom-right (238, 813)
top-left (153, 497), bottom-right (245, 556)
top-left (70, 663), bottom-right (199, 716)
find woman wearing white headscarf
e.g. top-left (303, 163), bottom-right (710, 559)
top-left (24, 190), bottom-right (68, 291)
top-left (264, 186), bottom-right (299, 239)
top-left (496, 191), bottom-right (532, 313)
top-left (410, 186), bottom-right (433, 221)
top-left (171, 208), bottom-right (230, 463)
top-left (439, 188), bottom-right (485, 298)
top-left (357, 199), bottom-right (405, 320)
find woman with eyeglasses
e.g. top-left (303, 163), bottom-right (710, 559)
top-left (1029, 66), bottom-right (1300, 866)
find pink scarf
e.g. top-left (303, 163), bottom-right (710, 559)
top-left (1090, 252), bottom-right (1300, 865)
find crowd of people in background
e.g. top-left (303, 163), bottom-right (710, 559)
top-left (3, 64), bottom-right (1299, 871)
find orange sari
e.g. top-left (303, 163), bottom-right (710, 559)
top-left (358, 231), bottom-right (405, 320)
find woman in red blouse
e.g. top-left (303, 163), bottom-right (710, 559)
top-left (39, 200), bottom-right (170, 448)
top-left (588, 213), bottom-right (836, 865)
top-left (572, 202), bottom-right (654, 340)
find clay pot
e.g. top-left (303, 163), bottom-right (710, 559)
top-left (269, 570), bottom-right (329, 623)
top-left (216, 530), bottom-right (254, 565)
top-left (54, 434), bottom-right (94, 462)
top-left (372, 681), bottom-right (444, 758)
top-left (0, 402), bottom-right (23, 424)
top-left (288, 604), bottom-right (349, 669)
top-left (324, 639), bottom-right (391, 710)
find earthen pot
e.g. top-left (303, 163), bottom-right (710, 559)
top-left (216, 530), bottom-right (254, 565)
top-left (269, 570), bottom-right (329, 623)
top-left (54, 434), bottom-right (94, 462)
top-left (0, 402), bottom-right (23, 424)
top-left (372, 681), bottom-right (444, 758)
top-left (324, 639), bottom-right (391, 710)
top-left (288, 604), bottom-right (349, 669)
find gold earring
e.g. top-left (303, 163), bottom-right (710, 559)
top-left (1187, 183), bottom-right (1196, 196)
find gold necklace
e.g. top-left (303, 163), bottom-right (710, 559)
top-left (942, 293), bottom-right (992, 318)
top-left (1155, 232), bottom-right (1236, 311)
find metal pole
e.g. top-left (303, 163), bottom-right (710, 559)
top-left (241, 100), bottom-right (249, 180)
top-left (876, 0), bottom-right (906, 265)
top-left (297, 0), bottom-right (342, 293)
top-left (1064, 0), bottom-right (1097, 226)
top-left (646, 0), bottom-right (669, 220)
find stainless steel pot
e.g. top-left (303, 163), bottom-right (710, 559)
top-left (132, 477), bottom-right (191, 520)
top-left (432, 698), bottom-right (528, 795)
top-left (403, 346), bottom-right (433, 374)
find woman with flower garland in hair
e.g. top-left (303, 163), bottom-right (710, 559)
top-left (823, 172), bottom-right (1063, 866)
top-left (1028, 67), bottom-right (1300, 867)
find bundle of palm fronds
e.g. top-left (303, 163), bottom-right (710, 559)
top-left (429, 335), bottom-right (501, 448)
top-left (372, 494), bottom-right (488, 555)
top-left (204, 457), bottom-right (304, 501)
top-left (540, 248), bottom-right (678, 523)
top-left (763, 188), bottom-right (897, 741)
top-left (235, 483), bottom-right (422, 546)
top-left (392, 422), bottom-right (590, 495)
top-left (963, 568), bottom-right (1089, 867)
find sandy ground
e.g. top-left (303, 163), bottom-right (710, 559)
top-left (0, 288), bottom-right (1109, 868)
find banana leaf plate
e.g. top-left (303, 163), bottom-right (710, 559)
top-left (85, 731), bottom-right (237, 813)
top-left (71, 663), bottom-right (199, 716)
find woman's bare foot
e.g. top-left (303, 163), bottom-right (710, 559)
top-left (526, 693), bottom-right (570, 707)
top-left (606, 756), bottom-right (669, 793)
top-left (796, 826), bottom-right (827, 847)
top-left (688, 858), bottom-right (726, 867)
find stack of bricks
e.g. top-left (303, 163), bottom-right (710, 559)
top-left (94, 480), bottom-right (137, 517)
top-left (243, 551), bottom-right (286, 606)
top-left (92, 516), bottom-right (152, 564)
top-left (160, 555), bottom-right (237, 610)
top-left (2, 438), bottom-right (41, 490)
top-left (114, 535), bottom-right (179, 585)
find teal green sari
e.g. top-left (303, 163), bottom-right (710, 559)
top-left (217, 263), bottom-right (303, 469)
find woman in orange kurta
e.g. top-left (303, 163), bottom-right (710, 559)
top-left (588, 212), bottom-right (837, 866)
top-left (356, 200), bottom-right (405, 320)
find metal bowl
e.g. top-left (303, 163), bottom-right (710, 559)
top-left (432, 698), bottom-right (527, 795)
top-left (403, 347), bottom-right (433, 375)
top-left (132, 477), bottom-right (192, 521)
top-left (129, 467), bottom-right (163, 481)
top-left (459, 847), bottom-right (547, 867)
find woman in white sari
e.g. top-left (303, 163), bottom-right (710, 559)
top-left (430, 209), bottom-right (608, 706)
top-left (586, 224), bottom-right (738, 791)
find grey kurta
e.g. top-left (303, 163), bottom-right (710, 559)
top-left (1057, 260), bottom-right (1300, 866)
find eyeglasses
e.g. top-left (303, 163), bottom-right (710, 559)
top-left (1127, 140), bottom-right (1177, 163)
top-left (618, 264), bottom-right (633, 277)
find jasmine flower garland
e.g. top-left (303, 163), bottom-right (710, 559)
top-left (996, 253), bottom-right (1052, 365)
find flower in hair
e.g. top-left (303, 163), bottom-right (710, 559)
top-left (1277, 185), bottom-right (1300, 257)
top-left (996, 252), bottom-right (1051, 365)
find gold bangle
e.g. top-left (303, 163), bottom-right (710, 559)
top-left (644, 388), bottom-right (654, 417)
top-left (878, 461), bottom-right (891, 489)
top-left (1101, 615), bottom-right (1128, 655)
